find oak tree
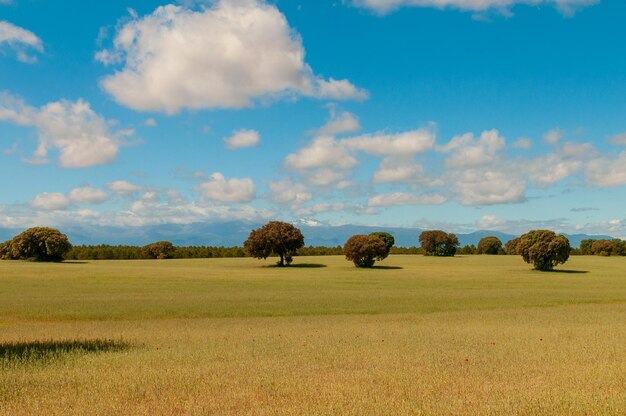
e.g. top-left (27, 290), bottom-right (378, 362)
top-left (244, 221), bottom-right (304, 267)
top-left (343, 234), bottom-right (388, 268)
top-left (517, 230), bottom-right (570, 271)
top-left (419, 230), bottom-right (459, 257)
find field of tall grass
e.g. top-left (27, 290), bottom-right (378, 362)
top-left (1, 255), bottom-right (625, 415)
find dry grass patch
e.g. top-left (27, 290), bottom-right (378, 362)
top-left (1, 256), bottom-right (625, 414)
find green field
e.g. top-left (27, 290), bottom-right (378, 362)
top-left (1, 255), bottom-right (625, 415)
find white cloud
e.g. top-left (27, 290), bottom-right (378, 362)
top-left (437, 130), bottom-right (529, 206)
top-left (351, 0), bottom-right (598, 16)
top-left (3, 188), bottom-right (273, 229)
top-left (97, 1), bottom-right (366, 113)
top-left (31, 192), bottom-right (71, 211)
top-left (285, 136), bottom-right (357, 170)
top-left (574, 219), bottom-right (625, 239)
top-left (307, 169), bottom-right (350, 186)
top-left (474, 215), bottom-right (573, 235)
top-left (543, 128), bottom-right (565, 145)
top-left (609, 133), bottom-right (626, 146)
top-left (224, 129), bottom-right (260, 149)
top-left (285, 127), bottom-right (435, 186)
top-left (144, 118), bottom-right (157, 127)
top-left (527, 142), bottom-right (595, 186)
top-left (68, 186), bottom-right (108, 205)
top-left (315, 79), bottom-right (368, 101)
top-left (528, 154), bottom-right (582, 186)
top-left (197, 172), bottom-right (256, 203)
top-left (442, 129), bottom-right (505, 168)
top-left (586, 152), bottom-right (626, 187)
top-left (106, 180), bottom-right (141, 195)
top-left (512, 137), bottom-right (532, 150)
top-left (0, 20), bottom-right (43, 63)
top-left (0, 93), bottom-right (128, 168)
top-left (343, 128), bottom-right (435, 156)
top-left (309, 202), bottom-right (347, 213)
top-left (309, 110), bottom-right (360, 136)
top-left (268, 179), bottom-right (312, 204)
top-left (454, 169), bottom-right (527, 206)
top-left (373, 157), bottom-right (428, 183)
top-left (128, 192), bottom-right (270, 225)
top-left (368, 192), bottom-right (446, 207)
top-left (476, 214), bottom-right (508, 230)
top-left (0, 92), bottom-right (35, 124)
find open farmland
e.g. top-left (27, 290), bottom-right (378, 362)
top-left (1, 255), bottom-right (626, 415)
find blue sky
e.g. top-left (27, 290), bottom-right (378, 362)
top-left (1, 0), bottom-right (625, 237)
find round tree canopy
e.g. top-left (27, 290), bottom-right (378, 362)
top-left (244, 221), bottom-right (304, 267)
top-left (344, 234), bottom-right (388, 268)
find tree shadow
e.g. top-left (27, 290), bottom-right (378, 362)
top-left (0, 339), bottom-right (131, 364)
top-left (372, 265), bottom-right (403, 270)
top-left (541, 269), bottom-right (589, 274)
top-left (62, 261), bottom-right (89, 264)
top-left (265, 263), bottom-right (327, 268)
top-left (290, 263), bottom-right (327, 268)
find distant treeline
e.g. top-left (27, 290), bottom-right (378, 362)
top-left (66, 245), bottom-right (246, 260)
top-left (65, 244), bottom-right (430, 260)
top-left (578, 239), bottom-right (626, 256)
top-left (36, 239), bottom-right (626, 261)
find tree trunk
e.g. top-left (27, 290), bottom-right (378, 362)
top-left (279, 254), bottom-right (285, 267)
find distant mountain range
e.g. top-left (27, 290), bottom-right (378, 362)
top-left (0, 222), bottom-right (615, 248)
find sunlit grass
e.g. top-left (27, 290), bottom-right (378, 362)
top-left (1, 256), bottom-right (625, 415)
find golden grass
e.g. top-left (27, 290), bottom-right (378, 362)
top-left (1, 255), bottom-right (625, 415)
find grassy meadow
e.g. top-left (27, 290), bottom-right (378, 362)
top-left (1, 255), bottom-right (625, 415)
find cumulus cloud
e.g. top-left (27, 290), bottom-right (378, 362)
top-left (351, 0), bottom-right (598, 16)
top-left (475, 214), bottom-right (572, 235)
top-left (97, 1), bottom-right (366, 113)
top-left (437, 129), bottom-right (530, 206)
top-left (308, 110), bottom-right (361, 136)
top-left (196, 172), bottom-right (256, 203)
top-left (441, 129), bottom-right (505, 168)
top-left (512, 137), bottom-right (532, 150)
top-left (0, 20), bottom-right (43, 63)
top-left (285, 127), bottom-right (436, 186)
top-left (526, 142), bottom-right (595, 186)
top-left (5, 188), bottom-right (273, 229)
top-left (285, 136), bottom-right (358, 171)
top-left (106, 180), bottom-right (141, 195)
top-left (31, 192), bottom-right (71, 211)
top-left (224, 129), bottom-right (260, 149)
top-left (609, 132), bottom-right (626, 146)
top-left (476, 214), bottom-right (508, 230)
top-left (128, 192), bottom-right (270, 225)
top-left (368, 192), bottom-right (446, 207)
top-left (543, 128), bottom-right (565, 145)
top-left (144, 118), bottom-right (157, 127)
top-left (0, 92), bottom-right (129, 168)
top-left (586, 152), bottom-right (626, 187)
top-left (454, 169), bottom-right (527, 206)
top-left (372, 157), bottom-right (429, 184)
top-left (268, 179), bottom-right (312, 204)
top-left (68, 186), bottom-right (108, 205)
top-left (31, 186), bottom-right (108, 211)
top-left (343, 128), bottom-right (435, 156)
